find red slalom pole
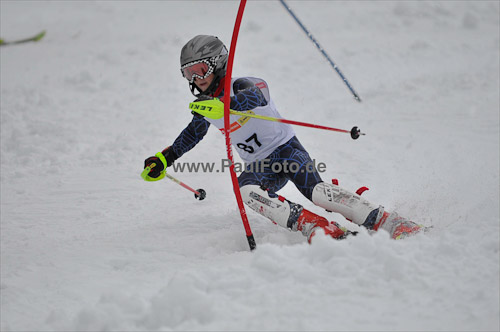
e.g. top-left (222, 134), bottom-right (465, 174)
top-left (224, 0), bottom-right (256, 250)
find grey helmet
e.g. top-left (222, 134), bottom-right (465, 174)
top-left (180, 35), bottom-right (228, 96)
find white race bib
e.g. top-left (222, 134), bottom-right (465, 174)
top-left (206, 77), bottom-right (295, 163)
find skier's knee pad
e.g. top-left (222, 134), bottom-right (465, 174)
top-left (311, 182), bottom-right (377, 225)
top-left (240, 185), bottom-right (302, 229)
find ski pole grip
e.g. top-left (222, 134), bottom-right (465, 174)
top-left (155, 152), bottom-right (168, 169)
top-left (141, 162), bottom-right (166, 182)
top-left (141, 164), bottom-right (154, 181)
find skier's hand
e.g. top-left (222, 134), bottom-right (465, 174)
top-left (144, 155), bottom-right (166, 178)
top-left (143, 147), bottom-right (177, 179)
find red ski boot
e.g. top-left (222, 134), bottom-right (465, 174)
top-left (239, 184), bottom-right (357, 244)
top-left (296, 209), bottom-right (353, 243)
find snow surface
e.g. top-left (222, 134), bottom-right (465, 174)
top-left (1, 1), bottom-right (499, 331)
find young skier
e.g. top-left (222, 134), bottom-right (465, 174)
top-left (143, 35), bottom-right (423, 242)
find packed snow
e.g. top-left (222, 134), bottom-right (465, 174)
top-left (1, 1), bottom-right (499, 331)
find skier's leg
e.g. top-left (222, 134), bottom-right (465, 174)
top-left (238, 159), bottom-right (288, 195)
top-left (311, 182), bottom-right (423, 239)
top-left (239, 184), bottom-right (348, 243)
top-left (275, 138), bottom-right (423, 239)
top-left (270, 136), bottom-right (323, 201)
top-left (311, 182), bottom-right (377, 225)
top-left (238, 137), bottom-right (354, 242)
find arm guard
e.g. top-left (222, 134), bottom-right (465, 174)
top-left (230, 78), bottom-right (267, 111)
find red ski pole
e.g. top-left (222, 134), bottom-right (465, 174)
top-left (163, 172), bottom-right (206, 201)
top-left (141, 163), bottom-right (206, 200)
top-left (228, 109), bottom-right (366, 139)
top-left (189, 101), bottom-right (366, 139)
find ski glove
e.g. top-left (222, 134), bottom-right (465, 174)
top-left (143, 146), bottom-right (177, 181)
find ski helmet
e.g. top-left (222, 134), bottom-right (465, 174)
top-left (180, 35), bottom-right (228, 96)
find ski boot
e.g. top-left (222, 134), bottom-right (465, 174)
top-left (312, 180), bottom-right (424, 239)
top-left (295, 208), bottom-right (356, 243)
top-left (364, 207), bottom-right (424, 239)
top-left (240, 184), bottom-right (355, 243)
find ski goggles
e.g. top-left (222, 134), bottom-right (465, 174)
top-left (181, 59), bottom-right (215, 83)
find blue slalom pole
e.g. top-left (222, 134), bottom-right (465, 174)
top-left (279, 0), bottom-right (362, 102)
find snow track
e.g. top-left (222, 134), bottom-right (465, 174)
top-left (1, 1), bottom-right (498, 331)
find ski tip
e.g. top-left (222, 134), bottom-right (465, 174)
top-left (34, 30), bottom-right (46, 42)
top-left (0, 30), bottom-right (46, 46)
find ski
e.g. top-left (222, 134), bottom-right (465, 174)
top-left (0, 30), bottom-right (46, 46)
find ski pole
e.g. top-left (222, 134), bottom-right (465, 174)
top-left (0, 30), bottom-right (46, 46)
top-left (141, 163), bottom-right (206, 200)
top-left (189, 100), bottom-right (365, 139)
top-left (229, 109), bottom-right (365, 139)
top-left (279, 0), bottom-right (361, 102)
top-left (164, 172), bottom-right (206, 200)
